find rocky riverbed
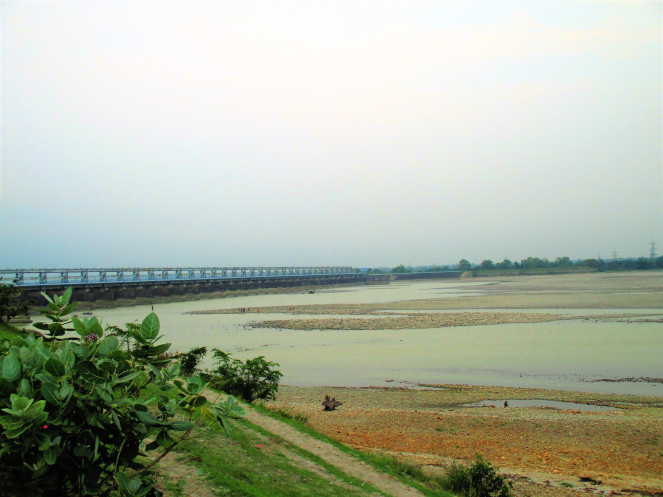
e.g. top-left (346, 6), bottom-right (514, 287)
top-left (246, 311), bottom-right (563, 330)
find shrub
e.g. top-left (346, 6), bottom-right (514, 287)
top-left (442, 455), bottom-right (513, 497)
top-left (179, 346), bottom-right (208, 376)
top-left (203, 348), bottom-right (282, 402)
top-left (0, 289), bottom-right (241, 497)
top-left (0, 283), bottom-right (29, 324)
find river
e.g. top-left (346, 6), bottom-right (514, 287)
top-left (49, 279), bottom-right (663, 396)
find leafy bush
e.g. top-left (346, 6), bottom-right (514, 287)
top-left (203, 348), bottom-right (282, 402)
top-left (0, 289), bottom-right (242, 497)
top-left (442, 455), bottom-right (513, 497)
top-left (0, 283), bottom-right (29, 324)
top-left (179, 346), bottom-right (208, 376)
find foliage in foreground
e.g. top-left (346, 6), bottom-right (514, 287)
top-left (441, 455), bottom-right (513, 497)
top-left (0, 289), bottom-right (243, 497)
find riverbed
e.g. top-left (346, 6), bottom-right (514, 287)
top-left (53, 272), bottom-right (663, 396)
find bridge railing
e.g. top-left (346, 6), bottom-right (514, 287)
top-left (0, 267), bottom-right (357, 287)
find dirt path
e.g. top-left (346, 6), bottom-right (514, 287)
top-left (243, 405), bottom-right (427, 497)
top-left (156, 451), bottom-right (218, 497)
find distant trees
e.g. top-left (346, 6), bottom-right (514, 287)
top-left (363, 255), bottom-right (663, 276)
top-left (520, 257), bottom-right (549, 269)
top-left (467, 255), bottom-right (662, 273)
top-left (458, 259), bottom-right (472, 271)
top-left (480, 260), bottom-right (494, 270)
top-left (495, 259), bottom-right (514, 269)
top-left (635, 257), bottom-right (655, 270)
top-left (555, 256), bottom-right (572, 267)
top-left (425, 265), bottom-right (451, 272)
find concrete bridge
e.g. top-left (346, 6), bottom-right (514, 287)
top-left (0, 266), bottom-right (376, 306)
top-left (0, 267), bottom-right (459, 307)
top-left (2, 267), bottom-right (355, 287)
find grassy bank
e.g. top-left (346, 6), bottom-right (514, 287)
top-left (250, 403), bottom-right (453, 496)
top-left (157, 399), bottom-right (455, 497)
top-left (0, 322), bottom-right (24, 340)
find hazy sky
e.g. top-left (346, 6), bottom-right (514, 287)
top-left (1, 1), bottom-right (661, 268)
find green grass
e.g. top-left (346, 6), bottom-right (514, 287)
top-left (436, 427), bottom-right (461, 434)
top-left (244, 418), bottom-right (388, 493)
top-left (173, 416), bottom-right (388, 497)
top-left (253, 404), bottom-right (455, 497)
top-left (0, 322), bottom-right (25, 341)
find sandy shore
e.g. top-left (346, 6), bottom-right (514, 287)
top-left (266, 384), bottom-right (663, 497)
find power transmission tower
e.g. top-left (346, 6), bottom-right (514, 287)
top-left (612, 249), bottom-right (618, 261)
top-left (650, 240), bottom-right (657, 259)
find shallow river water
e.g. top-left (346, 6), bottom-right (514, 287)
top-left (62, 281), bottom-right (663, 396)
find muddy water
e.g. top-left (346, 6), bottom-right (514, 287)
top-left (54, 281), bottom-right (663, 396)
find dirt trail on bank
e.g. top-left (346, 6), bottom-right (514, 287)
top-left (243, 405), bottom-right (427, 497)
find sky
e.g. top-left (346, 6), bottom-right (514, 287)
top-left (1, 1), bottom-right (661, 269)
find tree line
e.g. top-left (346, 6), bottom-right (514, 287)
top-left (364, 255), bottom-right (663, 274)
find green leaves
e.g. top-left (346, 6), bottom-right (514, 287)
top-left (40, 292), bottom-right (54, 304)
top-left (99, 336), bottom-right (119, 355)
top-left (135, 410), bottom-right (161, 427)
top-left (72, 316), bottom-right (87, 338)
top-left (1, 355), bottom-right (20, 382)
top-left (34, 288), bottom-right (77, 337)
top-left (207, 349), bottom-right (283, 402)
top-left (44, 358), bottom-right (65, 377)
top-left (140, 313), bottom-right (160, 340)
top-left (76, 361), bottom-right (108, 384)
top-left (43, 447), bottom-right (61, 465)
top-left (116, 472), bottom-right (152, 497)
top-left (112, 371), bottom-right (141, 385)
top-left (0, 394), bottom-right (48, 438)
top-left (169, 420), bottom-right (194, 431)
top-left (0, 291), bottom-right (244, 497)
top-left (72, 316), bottom-right (104, 339)
top-left (8, 393), bottom-right (33, 411)
top-left (40, 382), bottom-right (60, 404)
top-left (60, 287), bottom-right (73, 307)
top-left (86, 317), bottom-right (104, 338)
top-left (217, 395), bottom-right (246, 418)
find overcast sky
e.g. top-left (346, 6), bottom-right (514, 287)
top-left (1, 1), bottom-right (661, 269)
